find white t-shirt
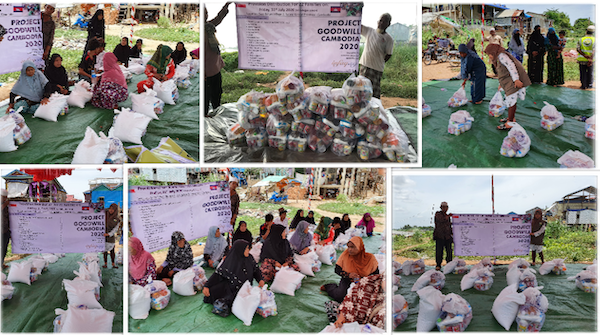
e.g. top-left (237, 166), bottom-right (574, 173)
top-left (359, 25), bottom-right (394, 73)
top-left (274, 216), bottom-right (289, 227)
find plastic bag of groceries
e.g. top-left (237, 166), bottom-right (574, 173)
top-left (145, 280), bottom-right (171, 310)
top-left (306, 86), bottom-right (332, 117)
top-left (331, 135), bottom-right (356, 156)
top-left (585, 115), bottom-right (595, 139)
top-left (268, 134), bottom-right (288, 151)
top-left (422, 97), bottom-right (432, 118)
top-left (436, 293), bottom-right (473, 332)
top-left (448, 110), bottom-right (474, 135)
top-left (308, 131), bottom-right (333, 153)
top-left (447, 86), bottom-right (468, 107)
top-left (393, 294), bottom-right (409, 328)
top-left (540, 101), bottom-right (564, 131)
top-left (276, 72), bottom-right (305, 109)
top-left (265, 93), bottom-right (288, 116)
top-left (342, 74), bottom-right (373, 106)
top-left (331, 88), bottom-right (353, 121)
top-left (489, 90), bottom-right (506, 117)
top-left (287, 132), bottom-right (308, 153)
top-left (500, 123), bottom-right (531, 158)
top-left (539, 259), bottom-right (567, 275)
top-left (357, 140), bottom-right (383, 161)
top-left (382, 130), bottom-right (410, 163)
top-left (557, 150), bottom-right (594, 168)
top-left (246, 128), bottom-right (267, 150)
top-left (227, 123), bottom-right (246, 146)
top-left (515, 287), bottom-right (548, 332)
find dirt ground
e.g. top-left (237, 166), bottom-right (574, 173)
top-left (422, 49), bottom-right (594, 92)
top-left (151, 199), bottom-right (385, 265)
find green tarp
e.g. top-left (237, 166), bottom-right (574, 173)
top-left (1, 253), bottom-right (123, 332)
top-left (389, 106), bottom-right (419, 153)
top-left (394, 263), bottom-right (597, 332)
top-left (129, 233), bottom-right (384, 333)
top-left (422, 80), bottom-right (594, 168)
top-left (1, 74), bottom-right (199, 163)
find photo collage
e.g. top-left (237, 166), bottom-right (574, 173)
top-left (0, 1), bottom-right (597, 333)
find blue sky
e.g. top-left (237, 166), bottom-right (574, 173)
top-left (516, 4), bottom-right (595, 25)
top-left (392, 174), bottom-right (597, 229)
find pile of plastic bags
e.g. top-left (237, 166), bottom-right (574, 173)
top-left (228, 73), bottom-right (411, 162)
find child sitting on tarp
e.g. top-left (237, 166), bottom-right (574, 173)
top-left (6, 61), bottom-right (51, 113)
top-left (137, 45), bottom-right (176, 93)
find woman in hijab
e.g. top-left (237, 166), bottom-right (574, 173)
top-left (289, 221), bottom-right (312, 254)
top-left (507, 29), bottom-right (525, 63)
top-left (157, 231), bottom-right (193, 285)
top-left (356, 213), bottom-right (376, 237)
top-left (526, 25), bottom-right (546, 84)
top-left (321, 236), bottom-right (379, 302)
top-left (137, 44), bottom-right (175, 93)
top-left (91, 52), bottom-right (128, 109)
top-left (0, 24), bottom-right (6, 43)
top-left (319, 218), bottom-right (342, 245)
top-left (44, 54), bottom-right (72, 95)
top-left (190, 48), bottom-right (199, 59)
top-left (203, 240), bottom-right (264, 307)
top-left (204, 226), bottom-right (227, 268)
top-left (334, 274), bottom-right (385, 329)
top-left (289, 209), bottom-right (305, 230)
top-left (113, 37), bottom-right (131, 67)
top-left (545, 27), bottom-right (564, 86)
top-left (129, 237), bottom-right (157, 286)
top-left (315, 216), bottom-right (332, 242)
top-left (232, 221), bottom-right (252, 245)
top-left (103, 203), bottom-right (121, 269)
top-left (340, 214), bottom-right (351, 234)
top-left (304, 210), bottom-right (316, 225)
top-left (87, 9), bottom-right (105, 42)
top-left (171, 41), bottom-right (187, 66)
top-left (484, 43), bottom-right (531, 130)
top-left (130, 39), bottom-right (143, 59)
top-left (259, 224), bottom-right (300, 282)
top-left (459, 43), bottom-right (487, 105)
top-left (6, 61), bottom-right (50, 113)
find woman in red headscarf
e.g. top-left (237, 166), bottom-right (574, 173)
top-left (129, 237), bottom-right (157, 286)
top-left (91, 52), bottom-right (128, 109)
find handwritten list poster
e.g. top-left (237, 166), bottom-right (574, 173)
top-left (452, 214), bottom-right (531, 256)
top-left (8, 202), bottom-right (105, 254)
top-left (129, 182), bottom-right (232, 252)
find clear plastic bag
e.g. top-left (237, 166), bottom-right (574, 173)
top-left (342, 74), bottom-right (373, 106)
top-left (489, 90), bottom-right (506, 117)
top-left (357, 140), bottom-right (383, 161)
top-left (422, 97), bottom-right (432, 118)
top-left (500, 123), bottom-right (531, 158)
top-left (585, 115), bottom-right (595, 139)
top-left (266, 114), bottom-right (293, 137)
top-left (256, 285), bottom-right (278, 318)
top-left (265, 93), bottom-right (288, 116)
top-left (236, 90), bottom-right (268, 119)
top-left (540, 101), bottom-right (564, 131)
top-left (448, 110), bottom-right (474, 135)
top-left (393, 294), bottom-right (409, 328)
top-left (268, 134), bottom-right (288, 151)
top-left (227, 123), bottom-right (247, 146)
top-left (246, 128), bottom-right (267, 149)
top-left (557, 150), bottom-right (594, 168)
top-left (448, 86), bottom-right (468, 107)
top-left (287, 132), bottom-right (308, 152)
top-left (331, 136), bottom-right (356, 156)
top-left (382, 130), bottom-right (410, 163)
top-left (276, 72), bottom-right (304, 102)
top-left (436, 293), bottom-right (473, 332)
top-left (354, 99), bottom-right (382, 125)
top-left (308, 131), bottom-right (333, 153)
top-left (307, 86), bottom-right (332, 117)
top-left (3, 109), bottom-right (31, 145)
top-left (297, 118), bottom-right (316, 135)
top-left (315, 118), bottom-right (339, 138)
top-left (212, 298), bottom-right (231, 317)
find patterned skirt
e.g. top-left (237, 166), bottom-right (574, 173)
top-left (260, 257), bottom-right (300, 282)
top-left (91, 81), bottom-right (128, 109)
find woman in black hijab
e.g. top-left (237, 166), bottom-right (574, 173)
top-left (113, 37), bottom-right (131, 67)
top-left (87, 9), bottom-right (105, 41)
top-left (304, 210), bottom-right (316, 225)
top-left (156, 231), bottom-right (193, 285)
top-left (527, 25), bottom-right (546, 84)
top-left (259, 224), bottom-right (300, 281)
top-left (130, 39), bottom-right (143, 58)
top-left (203, 240), bottom-right (264, 307)
top-left (170, 41), bottom-right (187, 66)
top-left (44, 54), bottom-right (71, 95)
top-left (340, 213), bottom-right (352, 234)
top-left (289, 209), bottom-right (304, 230)
top-left (232, 220), bottom-right (253, 245)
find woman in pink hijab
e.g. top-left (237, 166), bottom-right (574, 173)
top-left (91, 52), bottom-right (128, 109)
top-left (129, 237), bottom-right (157, 286)
top-left (356, 213), bottom-right (376, 237)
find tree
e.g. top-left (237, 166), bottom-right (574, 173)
top-left (544, 8), bottom-right (572, 33)
top-left (573, 18), bottom-right (595, 36)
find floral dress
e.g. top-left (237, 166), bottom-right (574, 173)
top-left (338, 274), bottom-right (386, 329)
top-left (91, 81), bottom-right (128, 109)
top-left (129, 261), bottom-right (157, 286)
top-left (259, 256), bottom-right (301, 282)
top-left (498, 53), bottom-right (526, 107)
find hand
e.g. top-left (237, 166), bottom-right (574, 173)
top-left (43, 50), bottom-right (49, 60)
top-left (208, 259), bottom-right (214, 268)
top-left (274, 261), bottom-right (282, 268)
top-left (349, 272), bottom-right (360, 280)
top-left (334, 314), bottom-right (346, 328)
top-left (258, 280), bottom-right (265, 288)
top-left (498, 84), bottom-right (502, 91)
top-left (462, 79), bottom-right (467, 87)
top-left (530, 233), bottom-right (534, 236)
top-left (40, 98), bottom-right (50, 105)
top-left (301, 247), bottom-right (309, 255)
top-left (532, 51), bottom-right (538, 57)
top-left (515, 79), bottom-right (523, 88)
top-left (103, 233), bottom-right (109, 237)
top-left (168, 270), bottom-right (175, 277)
top-left (157, 266), bottom-right (163, 273)
top-left (97, 69), bottom-right (103, 74)
top-left (202, 287), bottom-right (210, 296)
top-left (6, 103), bottom-right (14, 113)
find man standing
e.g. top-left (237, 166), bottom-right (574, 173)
top-left (526, 25), bottom-right (546, 84)
top-left (273, 208), bottom-right (288, 227)
top-left (204, 2), bottom-right (231, 116)
top-left (2, 189), bottom-right (10, 269)
top-left (42, 4), bottom-right (56, 67)
top-left (259, 213), bottom-right (274, 242)
top-left (359, 13), bottom-right (394, 99)
top-left (229, 177), bottom-right (239, 227)
top-left (577, 25), bottom-right (595, 89)
top-left (485, 28), bottom-right (502, 75)
top-left (434, 202), bottom-right (453, 271)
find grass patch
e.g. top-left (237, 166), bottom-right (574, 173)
top-left (317, 202), bottom-right (384, 217)
top-left (136, 27), bottom-right (199, 43)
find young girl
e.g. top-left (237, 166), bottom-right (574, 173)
top-left (113, 37), bottom-right (131, 67)
top-left (7, 61), bottom-right (50, 113)
top-left (44, 54), bottom-right (73, 95)
top-left (170, 41), bottom-right (187, 66)
top-left (137, 44), bottom-right (175, 93)
top-left (91, 52), bottom-right (128, 109)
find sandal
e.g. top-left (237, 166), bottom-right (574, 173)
top-left (102, 264), bottom-right (108, 268)
top-left (474, 100), bottom-right (483, 105)
top-left (500, 118), bottom-right (508, 123)
top-left (320, 285), bottom-right (326, 291)
top-left (112, 263), bottom-right (118, 269)
top-left (497, 123), bottom-right (512, 130)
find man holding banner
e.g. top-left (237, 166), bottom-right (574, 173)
top-left (359, 13), bottom-right (394, 99)
top-left (434, 201), bottom-right (453, 271)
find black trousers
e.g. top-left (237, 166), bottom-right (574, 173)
top-left (1, 231), bottom-right (10, 265)
top-left (205, 72), bottom-right (223, 115)
top-left (435, 239), bottom-right (453, 267)
top-left (580, 63), bottom-right (594, 89)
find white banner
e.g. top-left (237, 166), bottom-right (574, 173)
top-left (8, 202), bottom-right (105, 254)
top-left (236, 2), bottom-right (362, 72)
top-left (0, 3), bottom-right (44, 74)
top-left (129, 182), bottom-right (233, 253)
top-left (451, 214), bottom-right (530, 256)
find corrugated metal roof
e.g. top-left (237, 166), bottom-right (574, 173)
top-left (496, 9), bottom-right (523, 18)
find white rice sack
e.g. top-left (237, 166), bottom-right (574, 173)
top-left (30, 258), bottom-right (48, 276)
top-left (33, 93), bottom-right (69, 122)
top-left (316, 244), bottom-right (336, 266)
top-left (270, 266), bottom-right (305, 296)
top-left (130, 89), bottom-right (162, 120)
top-left (506, 265), bottom-right (522, 287)
top-left (57, 306), bottom-right (115, 333)
top-left (293, 252), bottom-right (317, 277)
top-left (127, 63), bottom-right (145, 75)
top-left (508, 259), bottom-right (531, 270)
top-left (67, 80), bottom-right (93, 108)
top-left (416, 286), bottom-right (445, 332)
top-left (231, 281), bottom-right (261, 326)
top-left (71, 126), bottom-right (110, 164)
top-left (110, 108), bottom-right (152, 145)
top-left (62, 279), bottom-right (102, 309)
top-left (41, 253), bottom-right (59, 263)
top-left (412, 269), bottom-right (445, 292)
top-left (0, 117), bottom-right (17, 152)
top-left (172, 268), bottom-right (196, 296)
top-left (249, 242), bottom-right (262, 263)
top-left (402, 260), bottom-right (413, 276)
top-left (443, 259), bottom-right (459, 274)
top-left (152, 78), bottom-right (178, 105)
top-left (129, 284), bottom-right (151, 319)
top-left (491, 283), bottom-right (526, 330)
top-left (539, 259), bottom-right (566, 275)
top-left (460, 267), bottom-right (481, 291)
top-left (7, 261), bottom-right (32, 285)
